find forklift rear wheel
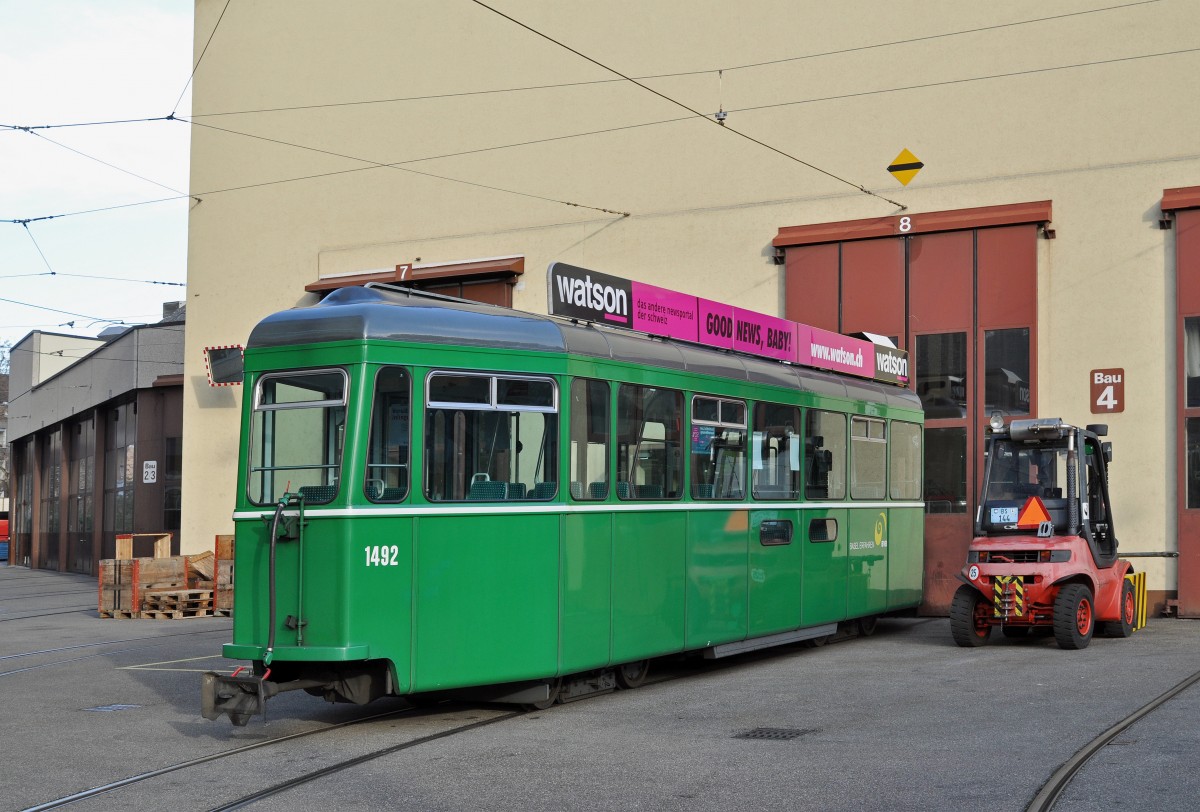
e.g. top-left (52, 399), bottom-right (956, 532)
top-left (950, 585), bottom-right (992, 647)
top-left (1053, 583), bottom-right (1094, 650)
top-left (1103, 579), bottom-right (1136, 638)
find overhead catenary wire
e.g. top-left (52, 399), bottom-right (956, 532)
top-left (25, 129), bottom-right (193, 198)
top-left (184, 117), bottom-right (631, 217)
top-left (173, 0), bottom-right (232, 114)
top-left (185, 0), bottom-right (1162, 119)
top-left (0, 294), bottom-right (127, 325)
top-left (470, 0), bottom-right (905, 209)
top-left (3, 42), bottom-right (1197, 226)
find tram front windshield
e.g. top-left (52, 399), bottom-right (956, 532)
top-left (248, 370), bottom-right (347, 505)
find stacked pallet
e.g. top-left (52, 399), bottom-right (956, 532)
top-left (98, 535), bottom-right (234, 619)
top-left (213, 535), bottom-right (234, 616)
top-left (142, 588), bottom-right (216, 619)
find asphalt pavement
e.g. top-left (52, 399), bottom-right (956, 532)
top-left (2, 562), bottom-right (1198, 812)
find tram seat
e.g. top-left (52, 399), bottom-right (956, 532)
top-left (694, 484), bottom-right (715, 499)
top-left (530, 482), bottom-right (557, 500)
top-left (467, 481), bottom-right (507, 500)
top-left (616, 482), bottom-right (631, 499)
top-left (507, 483), bottom-right (527, 500)
top-left (636, 484), bottom-right (663, 499)
top-left (590, 482), bottom-right (610, 499)
top-left (570, 482), bottom-right (584, 499)
top-left (366, 483), bottom-right (406, 501)
top-left (298, 485), bottom-right (337, 503)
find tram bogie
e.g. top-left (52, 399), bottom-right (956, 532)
top-left (202, 284), bottom-right (924, 723)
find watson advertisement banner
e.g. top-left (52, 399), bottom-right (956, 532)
top-left (547, 262), bottom-right (908, 386)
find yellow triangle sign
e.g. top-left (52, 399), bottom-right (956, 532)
top-left (887, 148), bottom-right (924, 186)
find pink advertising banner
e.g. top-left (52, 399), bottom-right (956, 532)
top-left (631, 281), bottom-right (699, 342)
top-left (802, 327), bottom-right (876, 379)
top-left (547, 262), bottom-right (903, 386)
top-left (697, 299), bottom-right (798, 363)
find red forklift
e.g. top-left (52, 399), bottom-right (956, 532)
top-left (950, 417), bottom-right (1146, 650)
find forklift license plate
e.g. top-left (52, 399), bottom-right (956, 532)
top-left (990, 507), bottom-right (1019, 524)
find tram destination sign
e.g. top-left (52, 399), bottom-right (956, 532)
top-left (547, 262), bottom-right (908, 386)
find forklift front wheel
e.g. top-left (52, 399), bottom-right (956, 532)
top-left (950, 585), bottom-right (992, 648)
top-left (1053, 583), bottom-right (1095, 650)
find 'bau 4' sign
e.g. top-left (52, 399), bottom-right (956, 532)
top-left (547, 262), bottom-right (908, 387)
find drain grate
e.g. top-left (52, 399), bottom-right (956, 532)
top-left (84, 704), bottom-right (142, 713)
top-left (734, 727), bottom-right (817, 741)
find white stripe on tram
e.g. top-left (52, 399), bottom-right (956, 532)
top-left (233, 501), bottom-right (924, 520)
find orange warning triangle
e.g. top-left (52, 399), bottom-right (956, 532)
top-left (1016, 496), bottom-right (1051, 528)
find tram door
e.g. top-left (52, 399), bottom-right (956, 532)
top-left (800, 509), bottom-right (848, 626)
top-left (747, 405), bottom-right (804, 635)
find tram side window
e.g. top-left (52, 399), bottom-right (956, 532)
top-left (691, 396), bottom-right (746, 500)
top-left (425, 372), bottom-right (558, 501)
top-left (570, 379), bottom-right (609, 500)
top-left (805, 410), bottom-right (847, 500)
top-left (617, 384), bottom-right (682, 500)
top-left (752, 402), bottom-right (801, 500)
top-left (889, 421), bottom-right (922, 500)
top-left (248, 370), bottom-right (348, 506)
top-left (364, 367), bottom-right (410, 502)
top-left (850, 417), bottom-right (887, 500)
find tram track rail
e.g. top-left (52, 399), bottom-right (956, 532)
top-left (0, 627), bottom-right (231, 678)
top-left (19, 704), bottom-right (435, 812)
top-left (17, 645), bottom-right (752, 811)
top-left (1027, 665), bottom-right (1200, 811)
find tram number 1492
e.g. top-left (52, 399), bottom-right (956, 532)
top-left (365, 545), bottom-right (401, 566)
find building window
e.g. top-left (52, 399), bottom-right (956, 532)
top-left (924, 427), bottom-right (967, 513)
top-left (985, 328), bottom-right (1031, 417)
top-left (917, 333), bottom-right (967, 418)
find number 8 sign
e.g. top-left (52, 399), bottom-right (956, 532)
top-left (1090, 368), bottom-right (1125, 413)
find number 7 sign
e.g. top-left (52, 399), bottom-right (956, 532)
top-left (1090, 368), bottom-right (1125, 413)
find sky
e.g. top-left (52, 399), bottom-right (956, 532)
top-left (0, 1), bottom-right (193, 359)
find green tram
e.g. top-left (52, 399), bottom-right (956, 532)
top-left (202, 284), bottom-right (924, 724)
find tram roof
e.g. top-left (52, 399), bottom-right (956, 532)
top-left (249, 285), bottom-right (921, 410)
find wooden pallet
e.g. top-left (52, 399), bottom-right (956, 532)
top-left (98, 608), bottom-right (139, 619)
top-left (140, 606), bottom-right (215, 620)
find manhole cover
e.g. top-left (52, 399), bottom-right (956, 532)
top-left (734, 727), bottom-right (817, 741)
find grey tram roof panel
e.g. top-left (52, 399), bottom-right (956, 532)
top-left (248, 285), bottom-right (918, 408)
top-left (247, 285), bottom-right (567, 353)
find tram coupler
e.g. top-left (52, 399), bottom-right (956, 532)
top-left (201, 670), bottom-right (280, 726)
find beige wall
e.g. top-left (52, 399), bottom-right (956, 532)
top-left (185, 0), bottom-right (1200, 592)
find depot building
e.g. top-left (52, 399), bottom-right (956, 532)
top-left (116, 3), bottom-right (1200, 614)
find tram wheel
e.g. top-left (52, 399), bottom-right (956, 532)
top-left (857, 616), bottom-right (879, 637)
top-left (616, 660), bottom-right (649, 689)
top-left (520, 678), bottom-right (562, 711)
top-left (806, 635), bottom-right (828, 648)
